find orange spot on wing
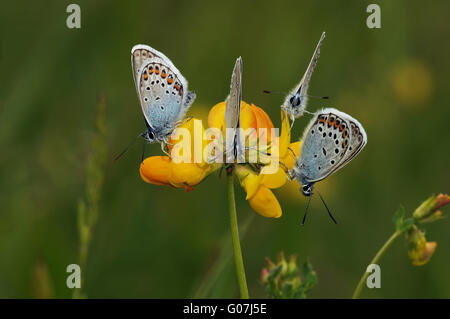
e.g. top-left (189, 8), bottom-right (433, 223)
top-left (328, 117), bottom-right (334, 127)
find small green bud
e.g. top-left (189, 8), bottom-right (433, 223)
top-left (261, 253), bottom-right (316, 299)
top-left (413, 193), bottom-right (450, 221)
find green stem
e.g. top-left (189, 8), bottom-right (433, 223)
top-left (352, 231), bottom-right (402, 299)
top-left (227, 173), bottom-right (249, 299)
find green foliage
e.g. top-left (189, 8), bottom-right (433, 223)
top-left (392, 206), bottom-right (414, 233)
top-left (1, 1), bottom-right (449, 299)
top-left (74, 96), bottom-right (107, 298)
top-left (262, 253), bottom-right (317, 299)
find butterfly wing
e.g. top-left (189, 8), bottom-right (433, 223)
top-left (226, 57), bottom-right (242, 131)
top-left (225, 57), bottom-right (243, 158)
top-left (297, 108), bottom-right (352, 184)
top-left (335, 112), bottom-right (367, 170)
top-left (131, 45), bottom-right (195, 137)
top-left (283, 32), bottom-right (325, 117)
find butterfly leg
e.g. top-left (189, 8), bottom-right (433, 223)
top-left (176, 116), bottom-right (194, 127)
top-left (289, 113), bottom-right (296, 130)
top-left (160, 140), bottom-right (170, 157)
top-left (287, 146), bottom-right (297, 159)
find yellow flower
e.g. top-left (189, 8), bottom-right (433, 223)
top-left (236, 111), bottom-right (301, 218)
top-left (140, 101), bottom-right (300, 218)
top-left (139, 118), bottom-right (217, 192)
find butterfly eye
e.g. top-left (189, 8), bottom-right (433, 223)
top-left (301, 184), bottom-right (312, 196)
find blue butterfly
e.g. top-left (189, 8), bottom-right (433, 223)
top-left (131, 45), bottom-right (195, 149)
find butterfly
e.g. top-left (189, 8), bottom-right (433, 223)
top-left (131, 44), bottom-right (196, 152)
top-left (224, 56), bottom-right (244, 163)
top-left (288, 107), bottom-right (367, 224)
top-left (281, 32), bottom-right (326, 125)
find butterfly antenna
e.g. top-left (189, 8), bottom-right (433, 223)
top-left (316, 189), bottom-right (337, 224)
top-left (301, 192), bottom-right (313, 225)
top-left (178, 116), bottom-right (194, 126)
top-left (114, 132), bottom-right (144, 161)
top-left (263, 90), bottom-right (288, 95)
top-left (304, 94), bottom-right (329, 100)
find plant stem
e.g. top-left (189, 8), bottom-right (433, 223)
top-left (72, 95), bottom-right (107, 299)
top-left (227, 173), bottom-right (249, 299)
top-left (352, 231), bottom-right (402, 299)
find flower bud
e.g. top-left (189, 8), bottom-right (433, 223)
top-left (261, 253), bottom-right (316, 298)
top-left (261, 268), bottom-right (269, 284)
top-left (413, 193), bottom-right (450, 221)
top-left (278, 252), bottom-right (288, 276)
top-left (406, 227), bottom-right (437, 266)
top-left (287, 255), bottom-right (299, 277)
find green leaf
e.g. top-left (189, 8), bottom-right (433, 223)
top-left (392, 206), bottom-right (416, 233)
top-left (293, 261), bottom-right (318, 298)
top-left (399, 217), bottom-right (415, 233)
top-left (281, 281), bottom-right (294, 299)
top-left (301, 261), bottom-right (317, 285)
top-left (268, 264), bottom-right (283, 283)
top-left (393, 206), bottom-right (405, 231)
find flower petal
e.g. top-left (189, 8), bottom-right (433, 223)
top-left (241, 172), bottom-right (264, 200)
top-left (279, 110), bottom-right (291, 158)
top-left (248, 186), bottom-right (282, 218)
top-left (251, 104), bottom-right (274, 144)
top-left (282, 141), bottom-right (302, 169)
top-left (208, 102), bottom-right (226, 131)
top-left (140, 156), bottom-right (172, 186)
top-left (261, 168), bottom-right (288, 189)
top-left (239, 102), bottom-right (258, 131)
top-left (168, 161), bottom-right (211, 191)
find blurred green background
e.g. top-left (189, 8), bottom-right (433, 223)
top-left (1, 0), bottom-right (449, 298)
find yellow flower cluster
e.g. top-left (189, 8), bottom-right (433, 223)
top-left (140, 101), bottom-right (300, 218)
